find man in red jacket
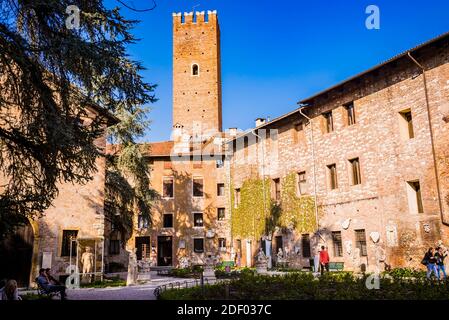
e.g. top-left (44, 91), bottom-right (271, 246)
top-left (319, 245), bottom-right (330, 275)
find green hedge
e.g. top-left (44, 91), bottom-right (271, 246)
top-left (159, 272), bottom-right (449, 300)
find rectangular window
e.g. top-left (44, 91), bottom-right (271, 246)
top-left (193, 178), bottom-right (204, 197)
top-left (109, 240), bottom-right (120, 255)
top-left (218, 238), bottom-right (226, 249)
top-left (216, 158), bottom-right (224, 168)
top-left (193, 238), bottom-right (204, 253)
top-left (163, 213), bottom-right (173, 228)
top-left (324, 111), bottom-right (334, 133)
top-left (345, 102), bottom-right (356, 126)
top-left (355, 229), bottom-right (367, 256)
top-left (406, 180), bottom-right (424, 213)
top-left (163, 177), bottom-right (174, 198)
top-left (234, 188), bottom-right (241, 208)
top-left (61, 230), bottom-right (78, 257)
top-left (217, 208), bottom-right (225, 221)
top-left (327, 164), bottom-right (338, 190)
top-left (349, 158), bottom-right (361, 185)
top-left (217, 183), bottom-right (225, 196)
top-left (138, 214), bottom-right (150, 229)
top-left (273, 178), bottom-right (281, 201)
top-left (301, 234), bottom-right (311, 258)
top-left (297, 171), bottom-right (307, 195)
top-left (332, 231), bottom-right (343, 257)
top-left (399, 109), bottom-right (414, 139)
top-left (193, 213), bottom-right (204, 227)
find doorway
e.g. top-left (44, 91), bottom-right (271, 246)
top-left (246, 240), bottom-right (252, 267)
top-left (135, 236), bottom-right (150, 261)
top-left (157, 236), bottom-right (173, 266)
top-left (275, 236), bottom-right (283, 254)
top-left (0, 220), bottom-right (34, 287)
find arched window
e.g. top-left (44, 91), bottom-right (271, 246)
top-left (192, 64), bottom-right (199, 76)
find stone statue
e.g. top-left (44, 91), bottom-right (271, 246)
top-left (203, 253), bottom-right (217, 281)
top-left (255, 248), bottom-right (268, 274)
top-left (179, 256), bottom-right (190, 269)
top-left (127, 248), bottom-right (138, 286)
top-left (256, 247), bottom-right (267, 263)
top-left (276, 248), bottom-right (284, 261)
top-left (81, 246), bottom-right (94, 275)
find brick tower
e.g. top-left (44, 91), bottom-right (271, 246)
top-left (172, 10), bottom-right (223, 138)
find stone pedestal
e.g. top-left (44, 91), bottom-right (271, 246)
top-left (203, 265), bottom-right (216, 281)
top-left (255, 262), bottom-right (268, 274)
top-left (137, 259), bottom-right (152, 283)
top-left (203, 254), bottom-right (217, 281)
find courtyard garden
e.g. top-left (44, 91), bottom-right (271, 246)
top-left (158, 268), bottom-right (449, 300)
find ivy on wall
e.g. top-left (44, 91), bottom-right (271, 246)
top-left (231, 173), bottom-right (316, 239)
top-left (279, 173), bottom-right (316, 233)
top-left (231, 178), bottom-right (271, 239)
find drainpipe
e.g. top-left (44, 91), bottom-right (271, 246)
top-left (407, 52), bottom-right (447, 226)
top-left (298, 106), bottom-right (320, 232)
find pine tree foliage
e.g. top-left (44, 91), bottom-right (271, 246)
top-left (0, 0), bottom-right (156, 238)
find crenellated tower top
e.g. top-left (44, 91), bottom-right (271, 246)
top-left (172, 10), bottom-right (218, 25)
top-left (172, 9), bottom-right (222, 136)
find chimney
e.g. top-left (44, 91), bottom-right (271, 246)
top-left (228, 127), bottom-right (237, 137)
top-left (255, 118), bottom-right (266, 127)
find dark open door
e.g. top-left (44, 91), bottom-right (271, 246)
top-left (275, 236), bottom-right (283, 254)
top-left (157, 236), bottom-right (172, 266)
top-left (0, 221), bottom-right (34, 287)
top-left (135, 236), bottom-right (151, 261)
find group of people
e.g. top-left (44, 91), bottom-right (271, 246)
top-left (36, 268), bottom-right (67, 300)
top-left (422, 247), bottom-right (447, 280)
top-left (0, 268), bottom-right (67, 301)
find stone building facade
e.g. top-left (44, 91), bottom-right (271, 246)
top-left (105, 11), bottom-right (449, 273)
top-left (228, 31), bottom-right (449, 272)
top-left (0, 105), bottom-right (117, 287)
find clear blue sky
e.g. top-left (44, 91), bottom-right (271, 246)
top-left (105, 0), bottom-right (449, 142)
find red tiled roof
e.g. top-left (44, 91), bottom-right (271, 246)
top-left (145, 141), bottom-right (174, 156)
top-left (106, 141), bottom-right (174, 157)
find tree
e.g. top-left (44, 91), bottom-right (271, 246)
top-left (0, 0), bottom-right (155, 238)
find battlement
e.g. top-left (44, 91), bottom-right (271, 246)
top-left (172, 10), bottom-right (217, 25)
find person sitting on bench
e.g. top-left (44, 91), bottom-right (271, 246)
top-left (37, 268), bottom-right (67, 300)
top-left (45, 268), bottom-right (61, 285)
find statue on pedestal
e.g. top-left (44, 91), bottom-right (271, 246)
top-left (203, 253), bottom-right (217, 281)
top-left (255, 248), bottom-right (268, 274)
top-left (81, 246), bottom-right (94, 282)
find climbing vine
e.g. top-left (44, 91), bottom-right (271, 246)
top-left (231, 178), bottom-right (271, 239)
top-left (279, 173), bottom-right (316, 233)
top-left (231, 173), bottom-right (316, 239)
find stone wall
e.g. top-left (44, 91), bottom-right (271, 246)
top-left (227, 38), bottom-right (449, 272)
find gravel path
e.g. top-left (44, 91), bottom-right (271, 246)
top-left (67, 275), bottom-right (188, 300)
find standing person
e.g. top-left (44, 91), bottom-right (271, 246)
top-left (423, 248), bottom-right (438, 279)
top-left (37, 269), bottom-right (67, 300)
top-left (435, 247), bottom-right (447, 280)
top-left (0, 280), bottom-right (21, 300)
top-left (319, 245), bottom-right (330, 275)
